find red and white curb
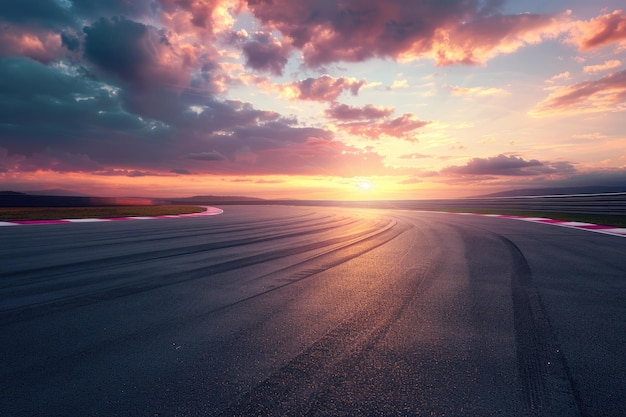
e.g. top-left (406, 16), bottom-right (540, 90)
top-left (0, 206), bottom-right (223, 226)
top-left (447, 212), bottom-right (626, 238)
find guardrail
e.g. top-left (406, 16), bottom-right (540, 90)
top-left (218, 193), bottom-right (626, 216)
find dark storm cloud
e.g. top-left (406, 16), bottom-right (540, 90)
top-left (0, 0), bottom-right (154, 27)
top-left (60, 31), bottom-right (81, 51)
top-left (0, 1), bottom-right (399, 178)
top-left (71, 0), bottom-right (155, 20)
top-left (0, 57), bottom-right (173, 168)
top-left (0, 0), bottom-right (74, 28)
top-left (82, 17), bottom-right (168, 86)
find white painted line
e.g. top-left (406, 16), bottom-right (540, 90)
top-left (1, 206), bottom-right (223, 226)
top-left (558, 221), bottom-right (595, 226)
top-left (65, 218), bottom-right (112, 222)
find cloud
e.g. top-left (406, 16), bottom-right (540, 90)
top-left (2, 3), bottom-right (400, 181)
top-left (0, 24), bottom-right (64, 63)
top-left (399, 153), bottom-right (430, 159)
top-left (530, 70), bottom-right (626, 117)
top-left (171, 168), bottom-right (191, 175)
top-left (322, 103), bottom-right (429, 141)
top-left (241, 32), bottom-right (292, 75)
top-left (583, 59), bottom-right (622, 74)
top-left (255, 178), bottom-right (285, 184)
top-left (570, 10), bottom-right (626, 51)
top-left (246, 0), bottom-right (570, 67)
top-left (0, 56), bottom-right (373, 178)
top-left (449, 85), bottom-right (509, 96)
top-left (442, 154), bottom-right (576, 177)
top-left (275, 75), bottom-right (366, 102)
top-left (429, 12), bottom-right (570, 66)
top-left (389, 80), bottom-right (409, 90)
top-left (0, 57), bottom-right (170, 159)
top-left (545, 71), bottom-right (571, 84)
top-left (82, 17), bottom-right (186, 88)
top-left (399, 177), bottom-right (423, 185)
top-left (324, 104), bottom-right (394, 120)
top-left (335, 113), bottom-right (430, 141)
top-left (186, 151), bottom-right (227, 161)
top-left (0, 0), bottom-right (74, 28)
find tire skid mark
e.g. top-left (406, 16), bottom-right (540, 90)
top-left (425, 215), bottom-right (584, 416)
top-left (0, 218), bottom-right (401, 324)
top-left (220, 228), bottom-right (439, 417)
top-left (500, 236), bottom-right (584, 417)
top-left (0, 217), bottom-right (382, 310)
top-left (1, 219), bottom-right (408, 380)
top-left (0, 215), bottom-right (362, 286)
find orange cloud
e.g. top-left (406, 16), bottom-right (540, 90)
top-left (530, 70), bottom-right (626, 117)
top-left (426, 12), bottom-right (570, 66)
top-left (335, 113), bottom-right (430, 141)
top-left (246, 0), bottom-right (571, 67)
top-left (449, 85), bottom-right (509, 96)
top-left (0, 24), bottom-right (63, 63)
top-left (583, 59), bottom-right (622, 74)
top-left (570, 10), bottom-right (626, 51)
top-left (272, 75), bottom-right (366, 102)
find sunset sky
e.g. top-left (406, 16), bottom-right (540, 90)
top-left (1, 0), bottom-right (625, 199)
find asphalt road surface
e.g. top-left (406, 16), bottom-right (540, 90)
top-left (1, 206), bottom-right (625, 416)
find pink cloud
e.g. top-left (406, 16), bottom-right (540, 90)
top-left (242, 31), bottom-right (292, 75)
top-left (429, 12), bottom-right (569, 66)
top-left (337, 113), bottom-right (430, 141)
top-left (0, 24), bottom-right (64, 63)
top-left (276, 75), bottom-right (366, 102)
top-left (187, 136), bottom-right (406, 177)
top-left (583, 60), bottom-right (622, 74)
top-left (158, 0), bottom-right (240, 40)
top-left (245, 0), bottom-right (569, 67)
top-left (442, 154), bottom-right (576, 177)
top-left (324, 104), bottom-right (394, 120)
top-left (449, 85), bottom-right (509, 96)
top-left (570, 10), bottom-right (626, 50)
top-left (530, 70), bottom-right (626, 117)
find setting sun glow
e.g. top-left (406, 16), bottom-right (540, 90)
top-left (358, 181), bottom-right (372, 191)
top-left (1, 1), bottom-right (625, 199)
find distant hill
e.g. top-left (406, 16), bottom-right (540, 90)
top-left (167, 195), bottom-right (265, 204)
top-left (0, 191), bottom-right (154, 207)
top-left (25, 189), bottom-right (91, 197)
top-left (473, 186), bottom-right (626, 198)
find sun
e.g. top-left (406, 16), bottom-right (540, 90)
top-left (357, 180), bottom-right (372, 191)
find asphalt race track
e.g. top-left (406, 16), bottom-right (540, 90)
top-left (1, 205), bottom-right (625, 416)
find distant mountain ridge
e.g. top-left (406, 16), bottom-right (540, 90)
top-left (472, 185), bottom-right (626, 198)
top-left (24, 189), bottom-right (92, 197)
top-left (0, 191), bottom-right (265, 207)
top-left (166, 195), bottom-right (265, 204)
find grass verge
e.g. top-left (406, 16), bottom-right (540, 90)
top-left (0, 205), bottom-right (205, 221)
top-left (438, 209), bottom-right (626, 228)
